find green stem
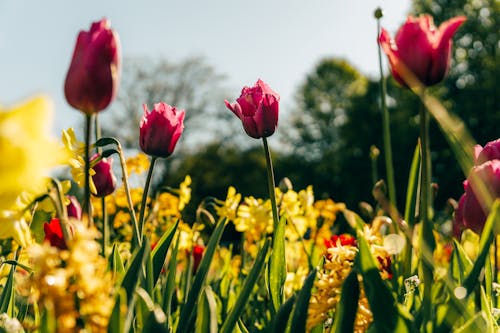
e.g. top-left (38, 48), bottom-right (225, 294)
top-left (94, 114), bottom-right (108, 256)
top-left (419, 93), bottom-right (435, 332)
top-left (376, 16), bottom-right (397, 214)
top-left (138, 157), bottom-right (157, 243)
top-left (116, 143), bottom-right (142, 248)
top-left (262, 137), bottom-right (279, 230)
top-left (50, 179), bottom-right (71, 243)
top-left (83, 114), bottom-right (93, 226)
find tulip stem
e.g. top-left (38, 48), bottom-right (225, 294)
top-left (94, 115), bottom-right (108, 256)
top-left (50, 178), bottom-right (71, 243)
top-left (138, 156), bottom-right (157, 243)
top-left (376, 13), bottom-right (397, 222)
top-left (116, 143), bottom-right (142, 248)
top-left (418, 94), bottom-right (435, 332)
top-left (84, 113), bottom-right (94, 226)
top-left (262, 137), bottom-right (279, 230)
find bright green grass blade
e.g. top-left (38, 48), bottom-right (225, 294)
top-left (220, 238), bottom-right (270, 333)
top-left (151, 219), bottom-right (179, 286)
top-left (108, 242), bottom-right (126, 284)
top-left (0, 266), bottom-right (15, 316)
top-left (269, 215), bottom-right (286, 313)
top-left (195, 286), bottom-right (218, 333)
top-left (176, 218), bottom-right (227, 333)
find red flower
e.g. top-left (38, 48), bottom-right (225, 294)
top-left (225, 79), bottom-right (280, 139)
top-left (324, 234), bottom-right (357, 248)
top-left (140, 103), bottom-right (185, 158)
top-left (379, 15), bottom-right (465, 87)
top-left (64, 18), bottom-right (121, 114)
top-left (192, 245), bottom-right (205, 273)
top-left (91, 154), bottom-right (117, 197)
top-left (44, 218), bottom-right (68, 249)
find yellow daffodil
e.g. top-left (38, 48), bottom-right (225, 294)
top-left (0, 96), bottom-right (67, 211)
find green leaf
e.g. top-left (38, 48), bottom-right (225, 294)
top-left (0, 265), bottom-right (15, 316)
top-left (108, 243), bottom-right (126, 283)
top-left (108, 288), bottom-right (126, 333)
top-left (450, 239), bottom-right (473, 283)
top-left (163, 235), bottom-right (180, 326)
top-left (101, 148), bottom-right (120, 158)
top-left (269, 215), bottom-right (286, 312)
top-left (290, 267), bottom-right (317, 333)
top-left (271, 294), bottom-right (297, 333)
top-left (356, 232), bottom-right (413, 332)
top-left (176, 218), bottom-right (227, 333)
top-left (463, 200), bottom-right (500, 295)
top-left (454, 311), bottom-right (489, 333)
top-left (332, 269), bottom-right (360, 333)
top-left (195, 286), bottom-right (218, 333)
top-left (220, 238), bottom-right (270, 333)
top-left (404, 143), bottom-right (420, 229)
top-left (151, 219), bottom-right (179, 286)
top-left (110, 239), bottom-right (150, 333)
top-left (136, 287), bottom-right (168, 332)
top-left (94, 136), bottom-right (120, 148)
top-left (30, 210), bottom-right (51, 243)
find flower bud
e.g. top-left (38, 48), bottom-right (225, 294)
top-left (66, 195), bottom-right (82, 220)
top-left (379, 15), bottom-right (465, 87)
top-left (64, 18), bottom-right (121, 114)
top-left (140, 102), bottom-right (185, 158)
top-left (225, 79), bottom-right (280, 139)
top-left (91, 154), bottom-right (117, 197)
top-left (44, 218), bottom-right (68, 249)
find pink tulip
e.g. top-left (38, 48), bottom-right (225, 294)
top-left (66, 195), bottom-right (82, 220)
top-left (140, 103), bottom-right (185, 158)
top-left (475, 139), bottom-right (500, 165)
top-left (379, 15), bottom-right (466, 87)
top-left (91, 154), bottom-right (117, 197)
top-left (225, 79), bottom-right (280, 139)
top-left (454, 160), bottom-right (500, 236)
top-left (64, 18), bottom-right (121, 114)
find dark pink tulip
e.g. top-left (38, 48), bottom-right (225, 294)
top-left (379, 15), bottom-right (466, 87)
top-left (64, 18), bottom-right (121, 114)
top-left (66, 195), bottom-right (82, 220)
top-left (140, 103), bottom-right (185, 158)
top-left (454, 160), bottom-right (500, 236)
top-left (475, 139), bottom-right (500, 165)
top-left (225, 79), bottom-right (280, 139)
top-left (91, 154), bottom-right (117, 197)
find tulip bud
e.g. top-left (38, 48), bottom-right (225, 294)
top-left (225, 79), bottom-right (280, 139)
top-left (140, 103), bottom-right (185, 158)
top-left (91, 154), bottom-right (117, 197)
top-left (192, 245), bottom-right (205, 273)
top-left (64, 18), bottom-right (121, 114)
top-left (66, 195), bottom-right (82, 220)
top-left (454, 160), bottom-right (500, 236)
top-left (475, 139), bottom-right (500, 165)
top-left (379, 15), bottom-right (466, 87)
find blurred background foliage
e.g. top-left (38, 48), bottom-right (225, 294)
top-left (102, 0), bottom-right (499, 220)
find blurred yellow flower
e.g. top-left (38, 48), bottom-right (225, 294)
top-left (0, 96), bottom-right (67, 211)
top-left (0, 211), bottom-right (31, 247)
top-left (61, 127), bottom-right (96, 194)
top-left (125, 152), bottom-right (150, 175)
top-left (178, 175), bottom-right (192, 211)
top-left (235, 196), bottom-right (272, 243)
top-left (215, 186), bottom-right (241, 222)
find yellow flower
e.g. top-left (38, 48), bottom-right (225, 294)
top-left (215, 186), bottom-right (241, 221)
top-left (235, 196), bottom-right (273, 242)
top-left (178, 175), bottom-right (192, 211)
top-left (0, 96), bottom-right (67, 211)
top-left (61, 127), bottom-right (96, 194)
top-left (0, 211), bottom-right (31, 247)
top-left (125, 152), bottom-right (150, 175)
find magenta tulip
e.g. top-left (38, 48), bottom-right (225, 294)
top-left (225, 79), bottom-right (280, 139)
top-left (140, 103), bottom-right (185, 158)
top-left (454, 160), bottom-right (500, 237)
top-left (66, 195), bottom-right (82, 220)
top-left (64, 18), bottom-right (121, 114)
top-left (475, 139), bottom-right (500, 165)
top-left (379, 15), bottom-right (466, 87)
top-left (91, 154), bottom-right (117, 197)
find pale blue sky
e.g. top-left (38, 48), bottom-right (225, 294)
top-left (0, 0), bottom-right (411, 136)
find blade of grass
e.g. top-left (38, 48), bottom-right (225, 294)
top-left (269, 215), bottom-right (286, 313)
top-left (332, 269), bottom-right (360, 333)
top-left (220, 238), bottom-right (270, 333)
top-left (290, 267), bottom-right (317, 333)
top-left (195, 286), bottom-right (218, 333)
top-left (176, 218), bottom-right (227, 333)
top-left (151, 219), bottom-right (179, 285)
